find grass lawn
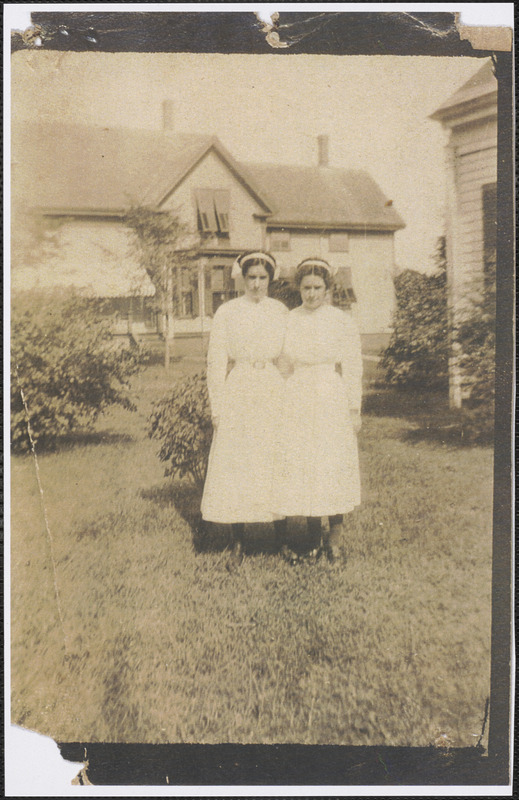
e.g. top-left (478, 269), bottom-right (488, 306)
top-left (11, 364), bottom-right (493, 747)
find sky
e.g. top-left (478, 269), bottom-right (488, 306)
top-left (11, 48), bottom-right (484, 273)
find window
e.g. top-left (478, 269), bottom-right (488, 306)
top-left (195, 189), bottom-right (218, 233)
top-left (211, 265), bottom-right (225, 291)
top-left (212, 292), bottom-right (227, 314)
top-left (195, 188), bottom-right (230, 236)
top-left (270, 230), bottom-right (290, 251)
top-left (209, 263), bottom-right (237, 313)
top-left (329, 232), bottom-right (349, 252)
top-left (179, 267), bottom-right (194, 317)
top-left (106, 297), bottom-right (157, 328)
top-left (212, 290), bottom-right (237, 314)
top-left (334, 267), bottom-right (357, 306)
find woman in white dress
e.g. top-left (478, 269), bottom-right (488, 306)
top-left (273, 258), bottom-right (363, 563)
top-left (201, 251), bottom-right (288, 560)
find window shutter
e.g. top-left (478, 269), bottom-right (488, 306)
top-left (195, 189), bottom-right (218, 233)
top-left (213, 189), bottom-right (230, 233)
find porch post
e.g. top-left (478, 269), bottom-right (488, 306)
top-left (198, 257), bottom-right (207, 328)
top-left (198, 257), bottom-right (208, 356)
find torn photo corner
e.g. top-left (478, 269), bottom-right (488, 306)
top-left (7, 5), bottom-right (514, 794)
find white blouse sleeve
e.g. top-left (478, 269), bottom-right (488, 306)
top-left (339, 312), bottom-right (363, 412)
top-left (206, 306), bottom-right (228, 418)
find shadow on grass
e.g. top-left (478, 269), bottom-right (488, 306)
top-left (364, 389), bottom-right (493, 448)
top-left (363, 388), bottom-right (449, 420)
top-left (140, 481), bottom-right (313, 556)
top-left (402, 423), bottom-right (494, 448)
top-left (14, 429), bottom-right (135, 456)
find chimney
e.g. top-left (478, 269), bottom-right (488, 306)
top-left (317, 134), bottom-right (329, 167)
top-left (162, 100), bottom-right (174, 132)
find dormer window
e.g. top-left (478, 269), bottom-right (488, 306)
top-left (195, 188), bottom-right (230, 236)
top-left (213, 189), bottom-right (230, 234)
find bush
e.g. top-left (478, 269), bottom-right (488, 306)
top-left (11, 290), bottom-right (148, 452)
top-left (454, 250), bottom-right (496, 442)
top-left (381, 238), bottom-right (449, 391)
top-left (148, 372), bottom-right (212, 487)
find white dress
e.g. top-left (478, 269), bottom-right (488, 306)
top-left (272, 304), bottom-right (363, 518)
top-left (201, 294), bottom-right (288, 523)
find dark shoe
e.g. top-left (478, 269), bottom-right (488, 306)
top-left (280, 544), bottom-right (299, 565)
top-left (301, 547), bottom-right (321, 564)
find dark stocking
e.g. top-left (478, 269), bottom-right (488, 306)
top-left (273, 517), bottom-right (288, 544)
top-left (327, 514), bottom-right (343, 548)
top-left (231, 523), bottom-right (245, 544)
top-left (306, 516), bottom-right (322, 550)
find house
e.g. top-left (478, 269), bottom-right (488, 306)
top-left (11, 112), bottom-right (405, 354)
top-left (430, 59), bottom-right (497, 407)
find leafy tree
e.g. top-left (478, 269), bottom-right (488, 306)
top-left (148, 372), bottom-right (212, 487)
top-left (11, 211), bottom-right (65, 271)
top-left (11, 290), bottom-right (147, 452)
top-left (381, 238), bottom-right (449, 390)
top-left (124, 206), bottom-right (199, 368)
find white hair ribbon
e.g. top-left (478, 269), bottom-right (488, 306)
top-left (296, 258), bottom-right (338, 278)
top-left (231, 251), bottom-right (280, 280)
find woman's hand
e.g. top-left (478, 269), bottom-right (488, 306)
top-left (212, 416), bottom-right (220, 429)
top-left (350, 409), bottom-right (362, 434)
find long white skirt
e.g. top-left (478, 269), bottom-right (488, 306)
top-left (201, 362), bottom-right (284, 523)
top-left (272, 364), bottom-right (361, 517)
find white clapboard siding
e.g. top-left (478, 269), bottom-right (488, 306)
top-left (453, 144), bottom-right (497, 282)
top-left (432, 59), bottom-right (498, 407)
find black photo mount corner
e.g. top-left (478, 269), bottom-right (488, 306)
top-left (12, 9), bottom-right (513, 788)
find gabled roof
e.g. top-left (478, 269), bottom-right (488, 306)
top-left (12, 122), bottom-right (273, 215)
top-left (12, 122), bottom-right (404, 230)
top-left (243, 163), bottom-right (405, 230)
top-left (430, 60), bottom-right (497, 122)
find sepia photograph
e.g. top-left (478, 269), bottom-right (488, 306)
top-left (7, 7), bottom-right (513, 791)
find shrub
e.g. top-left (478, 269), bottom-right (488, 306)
top-left (11, 290), bottom-right (148, 452)
top-left (381, 238), bottom-right (449, 391)
top-left (148, 372), bottom-right (212, 487)
top-left (454, 250), bottom-right (496, 442)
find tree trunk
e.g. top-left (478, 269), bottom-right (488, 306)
top-left (162, 267), bottom-right (176, 370)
